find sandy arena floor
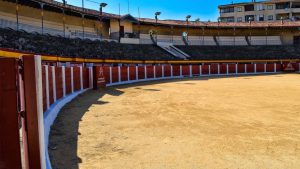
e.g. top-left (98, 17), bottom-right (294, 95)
top-left (49, 74), bottom-right (300, 169)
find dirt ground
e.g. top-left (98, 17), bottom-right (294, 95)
top-left (49, 74), bottom-right (300, 169)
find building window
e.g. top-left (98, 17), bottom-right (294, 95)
top-left (276, 2), bottom-right (290, 10)
top-left (220, 7), bottom-right (234, 13)
top-left (258, 15), bottom-right (264, 21)
top-left (267, 5), bottom-right (273, 10)
top-left (268, 15), bottom-right (273, 20)
top-left (237, 7), bottom-right (242, 12)
top-left (237, 17), bottom-right (242, 22)
top-left (221, 17), bottom-right (235, 22)
top-left (245, 15), bottom-right (255, 22)
top-left (245, 4), bottom-right (255, 11)
top-left (256, 4), bottom-right (264, 11)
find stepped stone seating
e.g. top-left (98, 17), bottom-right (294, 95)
top-left (175, 45), bottom-right (300, 60)
top-left (0, 28), bottom-right (175, 60)
top-left (188, 36), bottom-right (216, 46)
top-left (250, 36), bottom-right (282, 45)
top-left (217, 36), bottom-right (248, 46)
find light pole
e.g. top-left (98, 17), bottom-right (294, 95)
top-left (186, 15), bottom-right (191, 41)
top-left (99, 3), bottom-right (107, 39)
top-left (195, 18), bottom-right (200, 45)
top-left (155, 12), bottom-right (161, 43)
top-left (16, 0), bottom-right (19, 30)
top-left (249, 16), bottom-right (253, 45)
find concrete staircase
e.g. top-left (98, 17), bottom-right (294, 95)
top-left (157, 42), bottom-right (190, 59)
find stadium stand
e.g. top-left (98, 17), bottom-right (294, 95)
top-left (176, 45), bottom-right (300, 60)
top-left (0, 28), bottom-right (175, 60)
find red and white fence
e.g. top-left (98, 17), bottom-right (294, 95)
top-left (97, 62), bottom-right (299, 87)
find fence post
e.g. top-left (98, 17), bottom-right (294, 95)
top-left (110, 66), bottom-right (113, 83)
top-left (274, 63), bottom-right (277, 73)
top-left (235, 63), bottom-right (238, 75)
top-left (208, 65), bottom-right (211, 75)
top-left (226, 64), bottom-right (229, 75)
top-left (199, 65), bottom-right (202, 76)
top-left (254, 64), bottom-right (257, 73)
top-left (218, 64), bottom-right (220, 75)
top-left (80, 66), bottom-right (83, 90)
top-left (245, 64), bottom-right (247, 74)
top-left (70, 67), bottom-right (74, 93)
top-left (136, 66), bottom-right (138, 80)
top-left (118, 66), bottom-right (121, 83)
top-left (89, 67), bottom-right (93, 89)
top-left (171, 65), bottom-right (173, 77)
top-left (51, 66), bottom-right (56, 102)
top-left (45, 65), bottom-right (50, 110)
top-left (127, 66), bottom-right (130, 81)
top-left (22, 55), bottom-right (46, 169)
top-left (144, 65), bottom-right (147, 79)
top-left (189, 65), bottom-right (192, 77)
top-left (162, 65), bottom-right (165, 78)
top-left (180, 65), bottom-right (182, 77)
top-left (62, 66), bottom-right (66, 97)
top-left (264, 63), bottom-right (267, 73)
top-left (154, 65), bottom-right (156, 79)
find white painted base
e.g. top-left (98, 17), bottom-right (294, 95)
top-left (44, 89), bottom-right (89, 169)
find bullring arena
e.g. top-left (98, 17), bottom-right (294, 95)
top-left (49, 74), bottom-right (300, 169)
top-left (1, 0), bottom-right (300, 169)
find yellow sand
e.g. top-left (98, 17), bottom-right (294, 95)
top-left (49, 74), bottom-right (300, 169)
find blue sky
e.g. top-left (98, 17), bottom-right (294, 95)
top-left (59, 0), bottom-right (248, 21)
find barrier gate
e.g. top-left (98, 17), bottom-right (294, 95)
top-left (0, 56), bottom-right (44, 169)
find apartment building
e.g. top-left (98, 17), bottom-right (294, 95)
top-left (219, 0), bottom-right (300, 22)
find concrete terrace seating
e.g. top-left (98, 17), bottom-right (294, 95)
top-left (250, 36), bottom-right (282, 45)
top-left (0, 28), bottom-right (175, 60)
top-left (217, 36), bottom-right (248, 46)
top-left (175, 45), bottom-right (300, 60)
top-left (187, 36), bottom-right (216, 46)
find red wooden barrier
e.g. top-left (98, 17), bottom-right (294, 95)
top-left (48, 67), bottom-right (54, 105)
top-left (83, 68), bottom-right (90, 89)
top-left (138, 66), bottom-right (145, 80)
top-left (121, 66), bottom-right (128, 81)
top-left (103, 66), bottom-right (110, 84)
top-left (247, 64), bottom-right (254, 73)
top-left (238, 64), bottom-right (245, 74)
top-left (220, 64), bottom-right (227, 74)
top-left (164, 65), bottom-right (171, 77)
top-left (202, 65), bottom-right (209, 74)
top-left (256, 64), bottom-right (265, 72)
top-left (156, 66), bottom-right (162, 78)
top-left (111, 67), bottom-right (119, 83)
top-left (147, 66), bottom-right (154, 78)
top-left (0, 58), bottom-right (23, 169)
top-left (292, 62), bottom-right (300, 72)
top-left (228, 64), bottom-right (236, 74)
top-left (73, 67), bottom-right (81, 91)
top-left (182, 65), bottom-right (190, 76)
top-left (55, 67), bottom-right (63, 100)
top-left (42, 66), bottom-right (47, 111)
top-left (129, 66), bottom-right (136, 80)
top-left (23, 55), bottom-right (44, 169)
top-left (173, 65), bottom-right (180, 76)
top-left (192, 65), bottom-right (200, 75)
top-left (65, 67), bottom-right (72, 94)
top-left (266, 64), bottom-right (274, 72)
top-left (210, 64), bottom-right (218, 74)
top-left (276, 63), bottom-right (282, 72)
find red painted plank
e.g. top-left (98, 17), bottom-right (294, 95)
top-left (0, 58), bottom-right (22, 169)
